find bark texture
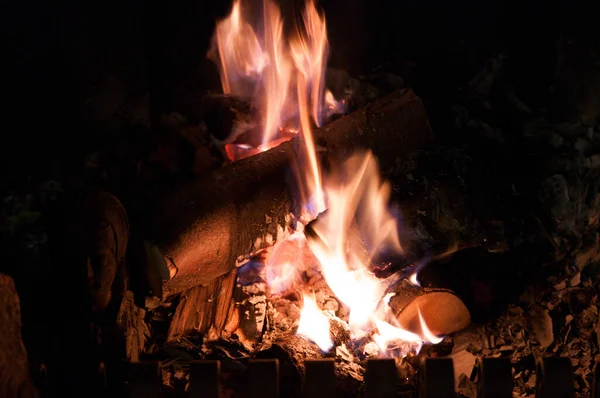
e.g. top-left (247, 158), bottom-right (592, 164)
top-left (0, 274), bottom-right (38, 398)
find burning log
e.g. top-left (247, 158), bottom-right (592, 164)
top-left (202, 93), bottom-right (256, 143)
top-left (385, 279), bottom-right (471, 337)
top-left (303, 200), bottom-right (471, 338)
top-left (148, 88), bottom-right (433, 297)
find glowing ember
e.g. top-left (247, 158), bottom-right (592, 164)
top-left (209, 0), bottom-right (442, 357)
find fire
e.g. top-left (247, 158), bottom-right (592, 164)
top-left (297, 293), bottom-right (334, 352)
top-left (208, 0), bottom-right (340, 158)
top-left (209, 0), bottom-right (441, 356)
top-left (303, 152), bottom-right (442, 352)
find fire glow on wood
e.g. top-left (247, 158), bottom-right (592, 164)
top-left (208, 0), bottom-right (443, 356)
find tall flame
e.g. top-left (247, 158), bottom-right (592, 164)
top-left (209, 0), bottom-right (334, 148)
top-left (210, 0), bottom-right (440, 356)
top-left (305, 152), bottom-right (410, 338)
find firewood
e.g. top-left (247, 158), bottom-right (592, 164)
top-left (116, 291), bottom-right (150, 363)
top-left (202, 93), bottom-right (256, 143)
top-left (61, 190), bottom-right (130, 315)
top-left (147, 88), bottom-right (434, 297)
top-left (0, 274), bottom-right (38, 398)
top-left (304, 211), bottom-right (471, 337)
top-left (386, 279), bottom-right (471, 337)
top-left (167, 269), bottom-right (238, 343)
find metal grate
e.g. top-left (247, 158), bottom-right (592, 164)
top-left (122, 356), bottom-right (587, 398)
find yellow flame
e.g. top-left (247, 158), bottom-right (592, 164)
top-left (209, 0), bottom-right (333, 151)
top-left (210, 0), bottom-right (441, 355)
top-left (297, 293), bottom-right (333, 352)
top-left (290, 0), bottom-right (329, 127)
top-left (306, 152), bottom-right (404, 332)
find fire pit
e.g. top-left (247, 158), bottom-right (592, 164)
top-left (75, 1), bottom-right (475, 395)
top-left (141, 0), bottom-right (473, 390)
top-left (4, 0), bottom-right (600, 397)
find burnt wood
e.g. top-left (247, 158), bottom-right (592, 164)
top-left (202, 93), bottom-right (255, 143)
top-left (148, 88), bottom-right (434, 297)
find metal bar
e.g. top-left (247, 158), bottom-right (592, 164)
top-left (477, 358), bottom-right (512, 398)
top-left (128, 361), bottom-right (161, 398)
top-left (189, 360), bottom-right (221, 398)
top-left (304, 359), bottom-right (336, 398)
top-left (421, 358), bottom-right (455, 398)
top-left (364, 358), bottom-right (398, 398)
top-left (248, 359), bottom-right (279, 398)
top-left (536, 357), bottom-right (574, 398)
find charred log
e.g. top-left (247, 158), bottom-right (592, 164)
top-left (148, 88), bottom-right (434, 297)
top-left (202, 93), bottom-right (256, 143)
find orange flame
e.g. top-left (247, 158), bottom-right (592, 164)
top-left (210, 0), bottom-right (441, 355)
top-left (297, 292), bottom-right (333, 351)
top-left (209, 0), bottom-right (337, 151)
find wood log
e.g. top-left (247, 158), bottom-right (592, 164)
top-left (116, 291), bottom-right (150, 363)
top-left (147, 88), bottom-right (433, 297)
top-left (385, 279), bottom-right (471, 337)
top-left (0, 274), bottom-right (38, 398)
top-left (202, 93), bottom-right (255, 143)
top-left (167, 269), bottom-right (238, 343)
top-left (60, 190), bottom-right (130, 316)
top-left (303, 211), bottom-right (471, 337)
